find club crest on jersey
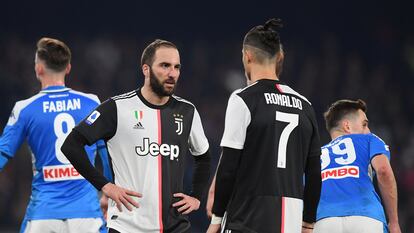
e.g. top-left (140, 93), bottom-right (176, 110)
top-left (174, 114), bottom-right (183, 135)
top-left (86, 110), bottom-right (100, 125)
top-left (133, 110), bottom-right (144, 129)
top-left (135, 138), bottom-right (179, 160)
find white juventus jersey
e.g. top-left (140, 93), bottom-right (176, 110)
top-left (74, 89), bottom-right (209, 233)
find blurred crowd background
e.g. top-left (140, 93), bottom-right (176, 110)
top-left (0, 0), bottom-right (413, 232)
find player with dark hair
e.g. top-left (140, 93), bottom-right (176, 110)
top-left (314, 99), bottom-right (401, 233)
top-left (207, 19), bottom-right (322, 233)
top-left (62, 39), bottom-right (211, 233)
top-left (0, 37), bottom-right (111, 233)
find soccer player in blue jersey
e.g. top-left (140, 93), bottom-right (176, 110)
top-left (315, 99), bottom-right (401, 233)
top-left (0, 37), bottom-right (111, 233)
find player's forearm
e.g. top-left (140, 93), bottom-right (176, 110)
top-left (377, 166), bottom-right (399, 223)
top-left (208, 175), bottom-right (216, 199)
top-left (212, 147), bottom-right (241, 217)
top-left (61, 130), bottom-right (109, 190)
top-left (191, 149), bottom-right (211, 200)
top-left (303, 156), bottom-right (321, 223)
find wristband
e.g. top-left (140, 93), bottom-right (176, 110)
top-left (211, 214), bottom-right (223, 225)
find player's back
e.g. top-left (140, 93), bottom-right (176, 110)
top-left (224, 79), bottom-right (320, 232)
top-left (317, 133), bottom-right (388, 225)
top-left (0, 86), bottom-right (103, 220)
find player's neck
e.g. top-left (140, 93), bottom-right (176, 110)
top-left (330, 130), bottom-right (348, 141)
top-left (141, 85), bottom-right (170, 106)
top-left (39, 75), bottom-right (66, 89)
top-left (248, 65), bottom-right (278, 82)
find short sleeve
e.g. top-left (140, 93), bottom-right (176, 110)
top-left (188, 107), bottom-right (209, 156)
top-left (74, 99), bottom-right (117, 145)
top-left (369, 134), bottom-right (390, 160)
top-left (220, 92), bottom-right (251, 149)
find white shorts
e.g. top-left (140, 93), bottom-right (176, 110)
top-left (314, 216), bottom-right (384, 233)
top-left (24, 218), bottom-right (103, 233)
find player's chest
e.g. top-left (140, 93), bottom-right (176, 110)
top-left (115, 106), bottom-right (192, 143)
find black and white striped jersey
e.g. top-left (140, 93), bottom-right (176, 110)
top-left (74, 89), bottom-right (209, 233)
top-left (215, 79), bottom-right (321, 233)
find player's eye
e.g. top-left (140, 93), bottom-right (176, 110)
top-left (161, 63), bottom-right (170, 68)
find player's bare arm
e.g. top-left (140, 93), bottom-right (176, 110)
top-left (206, 175), bottom-right (216, 218)
top-left (371, 154), bottom-right (401, 233)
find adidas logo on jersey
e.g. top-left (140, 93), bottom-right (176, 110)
top-left (135, 138), bottom-right (179, 160)
top-left (133, 122), bottom-right (144, 129)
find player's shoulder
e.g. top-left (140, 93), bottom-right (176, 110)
top-left (366, 133), bottom-right (387, 144)
top-left (276, 83), bottom-right (312, 105)
top-left (234, 81), bottom-right (260, 96)
top-left (7, 93), bottom-right (46, 125)
top-left (111, 90), bottom-right (137, 102)
top-left (14, 93), bottom-right (46, 112)
top-left (171, 95), bottom-right (197, 110)
top-left (69, 89), bottom-right (100, 104)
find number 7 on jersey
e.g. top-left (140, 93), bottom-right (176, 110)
top-left (275, 111), bottom-right (299, 168)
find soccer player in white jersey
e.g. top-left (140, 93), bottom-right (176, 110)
top-left (62, 39), bottom-right (211, 233)
top-left (314, 99), bottom-right (401, 233)
top-left (0, 38), bottom-right (112, 233)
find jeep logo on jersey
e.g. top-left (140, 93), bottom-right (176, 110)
top-left (135, 138), bottom-right (179, 160)
top-left (86, 110), bottom-right (100, 125)
top-left (174, 114), bottom-right (183, 135)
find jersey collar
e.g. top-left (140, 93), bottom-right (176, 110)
top-left (40, 86), bottom-right (71, 93)
top-left (136, 88), bottom-right (173, 109)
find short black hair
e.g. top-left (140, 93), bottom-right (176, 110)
top-left (243, 18), bottom-right (283, 60)
top-left (324, 99), bottom-right (367, 132)
top-left (141, 39), bottom-right (177, 67)
top-left (36, 37), bottom-right (71, 72)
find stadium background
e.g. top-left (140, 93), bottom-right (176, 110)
top-left (1, 0), bottom-right (413, 232)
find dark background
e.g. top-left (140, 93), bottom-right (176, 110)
top-left (1, 0), bottom-right (414, 232)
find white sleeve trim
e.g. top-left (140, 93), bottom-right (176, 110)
top-left (220, 93), bottom-right (251, 149)
top-left (7, 94), bottom-right (44, 126)
top-left (188, 107), bottom-right (209, 156)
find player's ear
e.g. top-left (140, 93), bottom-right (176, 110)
top-left (65, 63), bottom-right (71, 75)
top-left (142, 64), bottom-right (150, 77)
top-left (276, 50), bottom-right (284, 64)
top-left (342, 120), bottom-right (352, 134)
top-left (242, 48), bottom-right (253, 64)
top-left (35, 62), bottom-right (44, 76)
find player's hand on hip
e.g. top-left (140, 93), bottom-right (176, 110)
top-left (101, 183), bottom-right (142, 212)
top-left (206, 224), bottom-right (221, 233)
top-left (172, 193), bottom-right (200, 214)
top-left (100, 194), bottom-right (109, 220)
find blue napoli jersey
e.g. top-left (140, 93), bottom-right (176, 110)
top-left (316, 133), bottom-right (390, 226)
top-left (0, 86), bottom-right (104, 220)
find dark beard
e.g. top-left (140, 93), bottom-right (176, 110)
top-left (149, 68), bottom-right (176, 97)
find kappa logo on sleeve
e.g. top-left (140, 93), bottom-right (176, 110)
top-left (85, 110), bottom-right (101, 125)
